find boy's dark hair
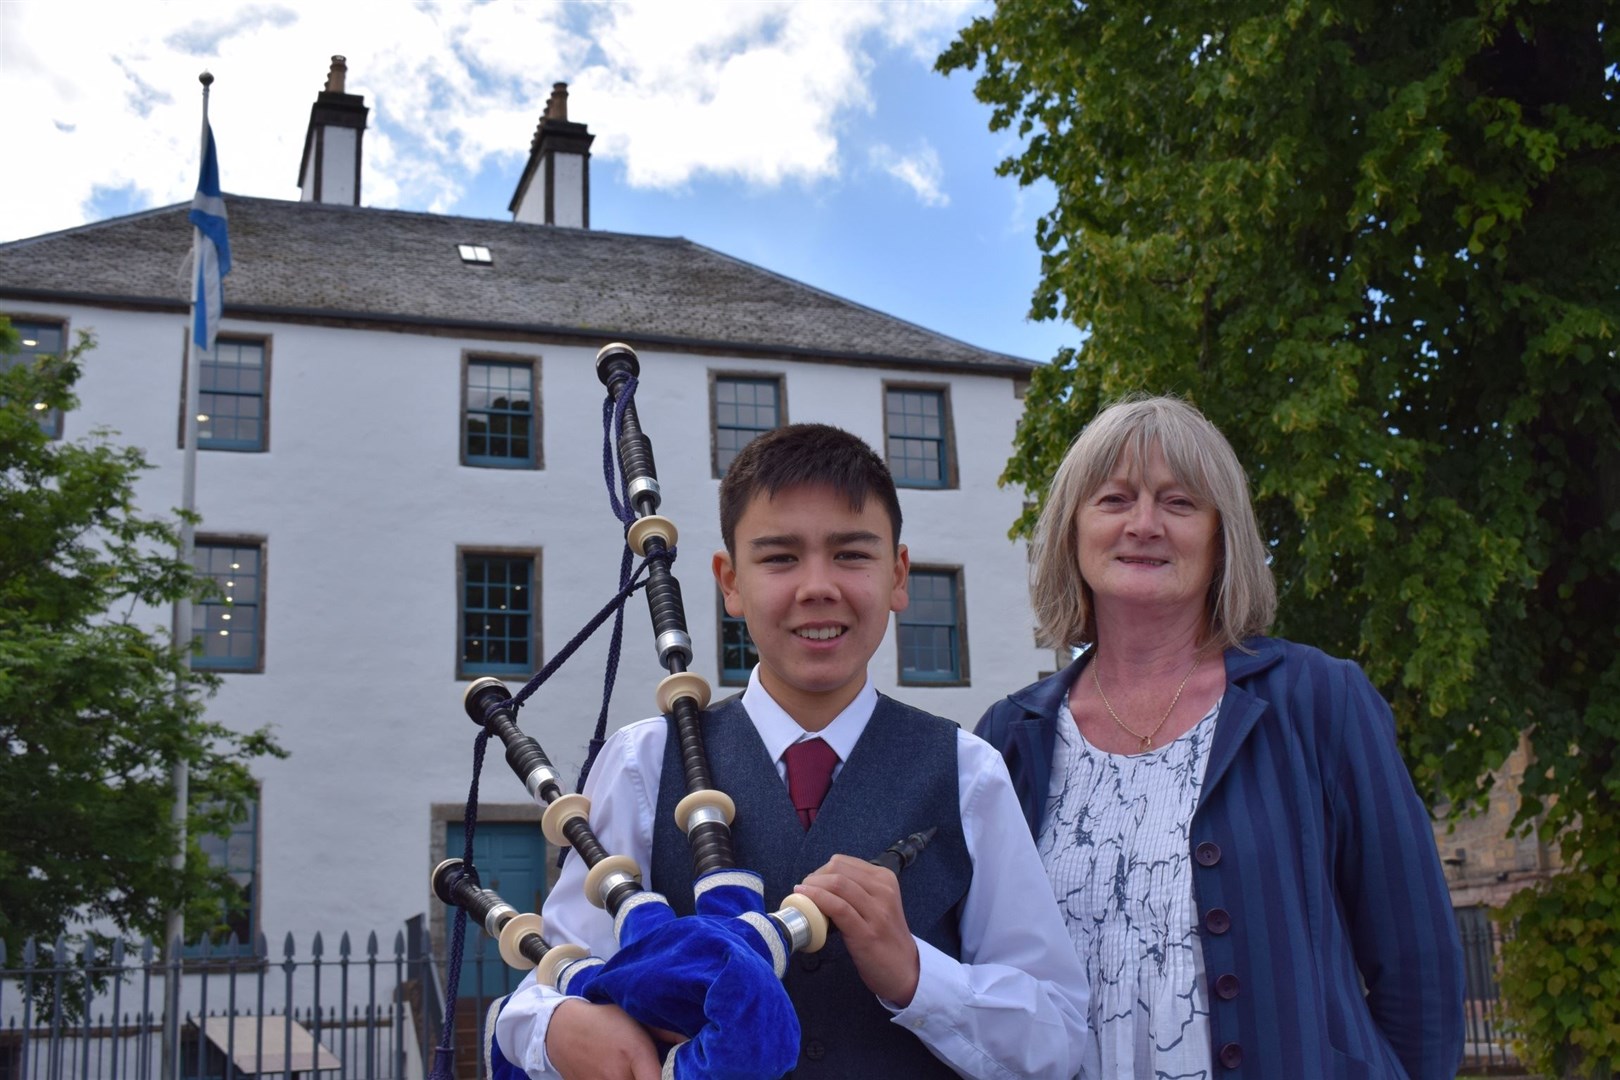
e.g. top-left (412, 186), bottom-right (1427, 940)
top-left (719, 423), bottom-right (903, 555)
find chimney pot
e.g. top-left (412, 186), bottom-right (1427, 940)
top-left (325, 55), bottom-right (348, 94)
top-left (546, 82), bottom-right (569, 122)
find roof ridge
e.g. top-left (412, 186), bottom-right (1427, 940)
top-left (681, 236), bottom-right (1033, 367)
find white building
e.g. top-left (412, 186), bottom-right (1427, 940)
top-left (0, 61), bottom-right (1046, 956)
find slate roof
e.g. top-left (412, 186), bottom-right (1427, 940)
top-left (0, 197), bottom-right (1032, 373)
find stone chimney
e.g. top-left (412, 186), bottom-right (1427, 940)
top-left (510, 83), bottom-right (596, 228)
top-left (298, 56), bottom-right (369, 205)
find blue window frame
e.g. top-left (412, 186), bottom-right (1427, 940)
top-left (198, 338), bottom-right (266, 451)
top-left (185, 797), bottom-right (259, 958)
top-left (719, 604), bottom-right (758, 686)
top-left (898, 569), bottom-right (965, 684)
top-left (461, 553), bottom-right (535, 676)
top-left (465, 360), bottom-right (536, 467)
top-left (6, 319), bottom-right (66, 438)
top-left (712, 375), bottom-right (781, 477)
top-left (192, 541), bottom-right (264, 671)
top-left (885, 387), bottom-right (952, 488)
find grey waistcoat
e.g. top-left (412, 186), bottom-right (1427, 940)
top-left (651, 693), bottom-right (969, 1079)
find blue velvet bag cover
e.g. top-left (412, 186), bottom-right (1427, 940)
top-left (487, 868), bottom-right (799, 1080)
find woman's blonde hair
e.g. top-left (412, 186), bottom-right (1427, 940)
top-left (1029, 394), bottom-right (1275, 651)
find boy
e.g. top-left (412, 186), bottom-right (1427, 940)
top-left (494, 424), bottom-right (1089, 1079)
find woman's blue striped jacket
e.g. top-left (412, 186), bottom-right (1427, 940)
top-left (974, 637), bottom-right (1465, 1080)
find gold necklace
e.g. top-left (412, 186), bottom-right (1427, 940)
top-left (1092, 654), bottom-right (1202, 751)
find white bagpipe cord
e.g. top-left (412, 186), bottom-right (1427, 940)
top-left (435, 344), bottom-right (937, 1080)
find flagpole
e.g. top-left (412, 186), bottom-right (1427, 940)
top-left (164, 66), bottom-right (212, 1080)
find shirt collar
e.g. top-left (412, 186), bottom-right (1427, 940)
top-left (742, 666), bottom-right (877, 764)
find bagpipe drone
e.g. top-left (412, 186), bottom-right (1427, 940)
top-left (430, 343), bottom-right (935, 1080)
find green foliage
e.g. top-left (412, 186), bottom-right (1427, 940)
top-left (942, 0), bottom-right (1618, 1069)
top-left (1499, 871), bottom-right (1620, 1078)
top-left (0, 319), bottom-right (284, 961)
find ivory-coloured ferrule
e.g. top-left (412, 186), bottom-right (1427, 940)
top-left (674, 788), bottom-right (736, 833)
top-left (497, 912), bottom-right (544, 971)
top-left (780, 893), bottom-right (829, 953)
top-left (627, 514), bottom-right (676, 556)
top-left (542, 792), bottom-right (591, 849)
top-left (538, 943), bottom-right (590, 988)
top-left (656, 671), bottom-right (712, 715)
top-left (584, 854), bottom-right (642, 910)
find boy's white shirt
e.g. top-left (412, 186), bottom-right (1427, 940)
top-left (492, 668), bottom-right (1095, 1080)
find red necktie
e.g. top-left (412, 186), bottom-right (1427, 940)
top-left (782, 737), bottom-right (840, 830)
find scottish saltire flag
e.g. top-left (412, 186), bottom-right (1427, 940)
top-left (188, 122), bottom-right (231, 350)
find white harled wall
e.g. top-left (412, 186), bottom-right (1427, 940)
top-left (27, 302), bottom-right (1048, 941)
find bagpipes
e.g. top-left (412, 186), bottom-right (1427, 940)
top-left (431, 343), bottom-right (934, 1080)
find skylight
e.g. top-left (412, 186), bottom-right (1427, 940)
top-left (458, 244), bottom-right (493, 264)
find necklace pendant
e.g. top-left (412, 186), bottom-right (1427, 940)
top-left (1140, 735), bottom-right (1152, 750)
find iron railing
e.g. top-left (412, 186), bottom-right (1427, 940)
top-left (1, 930), bottom-right (416, 1080)
top-left (1458, 910), bottom-right (1522, 1073)
top-left (4, 911), bottom-right (1522, 1077)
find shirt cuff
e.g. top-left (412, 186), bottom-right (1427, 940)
top-left (883, 938), bottom-right (964, 1034)
top-left (491, 978), bottom-right (573, 1079)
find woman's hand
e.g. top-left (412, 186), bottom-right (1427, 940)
top-left (796, 854), bottom-right (920, 1007)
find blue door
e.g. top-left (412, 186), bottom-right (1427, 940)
top-left (444, 821), bottom-right (549, 998)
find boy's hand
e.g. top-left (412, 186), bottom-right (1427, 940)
top-left (546, 999), bottom-right (663, 1080)
top-left (795, 854), bottom-right (920, 1007)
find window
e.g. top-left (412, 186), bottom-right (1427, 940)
top-left (458, 244), bottom-right (493, 264)
top-left (191, 540), bottom-right (265, 672)
top-left (898, 568), bottom-right (967, 684)
top-left (5, 318), bottom-right (66, 438)
top-left (460, 551), bottom-right (538, 677)
top-left (884, 386), bottom-right (954, 488)
top-left (718, 599), bottom-right (758, 686)
top-left (185, 796), bottom-right (260, 958)
top-left (197, 337), bottom-right (267, 451)
top-left (711, 375), bottom-right (783, 477)
top-left (464, 358), bottom-right (539, 468)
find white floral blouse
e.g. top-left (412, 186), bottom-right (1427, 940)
top-left (1039, 695), bottom-right (1222, 1079)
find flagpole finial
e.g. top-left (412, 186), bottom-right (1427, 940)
top-left (199, 71), bottom-right (214, 87)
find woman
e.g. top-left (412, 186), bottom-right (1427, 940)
top-left (975, 396), bottom-right (1464, 1079)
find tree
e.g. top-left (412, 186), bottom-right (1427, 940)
top-left (941, 2), bottom-right (1618, 1073)
top-left (0, 319), bottom-right (283, 962)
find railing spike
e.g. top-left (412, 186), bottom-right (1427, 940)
top-left (393, 929), bottom-right (405, 957)
top-left (282, 932), bottom-right (296, 957)
top-left (200, 933), bottom-right (214, 959)
top-left (367, 930), bottom-right (379, 957)
top-left (142, 937), bottom-right (154, 962)
top-left (340, 931), bottom-right (351, 957)
top-left (111, 938), bottom-right (125, 964)
top-left (23, 937), bottom-right (36, 964)
top-left (311, 931), bottom-right (324, 957)
top-left (257, 930), bottom-right (269, 957)
top-left (80, 937), bottom-right (94, 965)
top-left (0, 937), bottom-right (6, 965)
top-left (227, 931), bottom-right (242, 952)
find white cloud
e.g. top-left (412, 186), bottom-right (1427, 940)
top-left (870, 141), bottom-right (949, 207)
top-left (0, 0), bottom-right (981, 241)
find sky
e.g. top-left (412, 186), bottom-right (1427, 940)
top-left (0, 0), bottom-right (1079, 365)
